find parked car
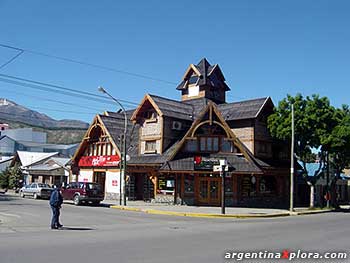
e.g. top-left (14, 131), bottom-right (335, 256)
top-left (19, 183), bottom-right (53, 199)
top-left (61, 182), bottom-right (104, 206)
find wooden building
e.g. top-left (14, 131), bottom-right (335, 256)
top-left (72, 58), bottom-right (290, 207)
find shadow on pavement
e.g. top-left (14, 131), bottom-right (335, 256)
top-left (58, 227), bottom-right (95, 231)
top-left (0, 193), bottom-right (17, 201)
top-left (334, 208), bottom-right (350, 213)
top-left (63, 202), bottom-right (111, 208)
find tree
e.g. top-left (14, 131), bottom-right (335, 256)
top-left (324, 105), bottom-right (350, 207)
top-left (0, 167), bottom-right (10, 189)
top-left (0, 163), bottom-right (22, 190)
top-left (8, 163), bottom-right (22, 189)
top-left (268, 94), bottom-right (336, 208)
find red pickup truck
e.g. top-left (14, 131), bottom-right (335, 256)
top-left (61, 182), bottom-right (104, 206)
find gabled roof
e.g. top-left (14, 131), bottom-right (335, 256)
top-left (0, 156), bottom-right (13, 164)
top-left (176, 58), bottom-right (230, 91)
top-left (17, 151), bottom-right (59, 167)
top-left (166, 101), bottom-right (256, 164)
top-left (46, 157), bottom-right (71, 167)
top-left (149, 95), bottom-right (194, 120)
top-left (15, 140), bottom-right (78, 150)
top-left (72, 110), bottom-right (140, 164)
top-left (219, 97), bottom-right (273, 121)
top-left (131, 94), bottom-right (194, 121)
top-left (0, 135), bottom-right (15, 142)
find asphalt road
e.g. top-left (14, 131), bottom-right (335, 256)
top-left (0, 194), bottom-right (349, 263)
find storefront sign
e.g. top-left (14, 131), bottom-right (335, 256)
top-left (194, 156), bottom-right (220, 170)
top-left (78, 155), bottom-right (120, 167)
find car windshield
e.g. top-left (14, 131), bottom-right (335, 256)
top-left (86, 183), bottom-right (101, 190)
top-left (38, 183), bottom-right (50, 188)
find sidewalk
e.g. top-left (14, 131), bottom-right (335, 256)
top-left (108, 201), bottom-right (333, 218)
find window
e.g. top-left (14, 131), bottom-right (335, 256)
top-left (259, 176), bottom-right (276, 194)
top-left (145, 140), bottom-right (157, 153)
top-left (107, 143), bottom-right (111, 155)
top-left (144, 110), bottom-right (156, 120)
top-left (158, 175), bottom-right (175, 194)
top-left (184, 175), bottom-right (194, 193)
top-left (199, 136), bottom-right (220, 152)
top-left (222, 139), bottom-right (233, 152)
top-left (185, 139), bottom-right (197, 152)
top-left (225, 178), bottom-right (233, 193)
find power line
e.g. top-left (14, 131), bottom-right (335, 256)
top-left (0, 77), bottom-right (118, 106)
top-left (0, 73), bottom-right (139, 106)
top-left (0, 87), bottom-right (107, 112)
top-left (27, 106), bottom-right (96, 115)
top-left (0, 109), bottom-right (92, 120)
top-left (0, 43), bottom-right (177, 85)
top-left (0, 50), bottom-right (24, 70)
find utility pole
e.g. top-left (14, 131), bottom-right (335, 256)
top-left (290, 103), bottom-right (294, 213)
top-left (326, 151), bottom-right (330, 208)
top-left (220, 159), bottom-right (227, 215)
top-left (98, 86), bottom-right (128, 206)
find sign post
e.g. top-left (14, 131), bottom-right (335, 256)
top-left (219, 160), bottom-right (227, 215)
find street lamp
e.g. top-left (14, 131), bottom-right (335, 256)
top-left (290, 103), bottom-right (295, 213)
top-left (98, 86), bottom-right (127, 206)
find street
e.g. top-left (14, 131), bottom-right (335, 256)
top-left (1, 195), bottom-right (349, 263)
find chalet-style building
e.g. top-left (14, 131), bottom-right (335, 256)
top-left (72, 58), bottom-right (290, 207)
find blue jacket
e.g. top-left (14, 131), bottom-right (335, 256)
top-left (50, 188), bottom-right (63, 207)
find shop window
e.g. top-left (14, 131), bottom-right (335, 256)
top-left (184, 175), bottom-right (194, 193)
top-left (145, 140), bottom-right (157, 153)
top-left (259, 176), bottom-right (276, 194)
top-left (158, 175), bottom-right (175, 194)
top-left (225, 178), bottom-right (233, 193)
top-left (241, 175), bottom-right (257, 197)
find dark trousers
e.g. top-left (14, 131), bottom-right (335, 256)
top-left (50, 205), bottom-right (61, 228)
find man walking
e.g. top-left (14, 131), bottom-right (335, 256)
top-left (49, 186), bottom-right (63, 229)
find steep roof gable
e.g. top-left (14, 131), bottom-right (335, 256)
top-left (176, 58), bottom-right (230, 91)
top-left (72, 114), bottom-right (122, 162)
top-left (167, 102), bottom-right (254, 162)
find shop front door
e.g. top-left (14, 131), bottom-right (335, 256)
top-left (197, 177), bottom-right (221, 205)
top-left (93, 172), bottom-right (106, 194)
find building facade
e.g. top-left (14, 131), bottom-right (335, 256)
top-left (72, 59), bottom-right (290, 207)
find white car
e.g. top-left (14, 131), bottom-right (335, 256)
top-left (20, 183), bottom-right (53, 199)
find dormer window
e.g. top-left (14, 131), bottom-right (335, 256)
top-left (188, 75), bottom-right (199, 85)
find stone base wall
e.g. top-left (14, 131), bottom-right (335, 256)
top-left (105, 192), bottom-right (122, 200)
top-left (152, 194), bottom-right (175, 204)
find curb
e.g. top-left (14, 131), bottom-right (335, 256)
top-left (145, 209), bottom-right (290, 219)
top-left (110, 206), bottom-right (291, 219)
top-left (294, 209), bottom-right (334, 216)
top-left (110, 205), bottom-right (142, 212)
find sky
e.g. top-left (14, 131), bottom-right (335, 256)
top-left (0, 0), bottom-right (349, 123)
